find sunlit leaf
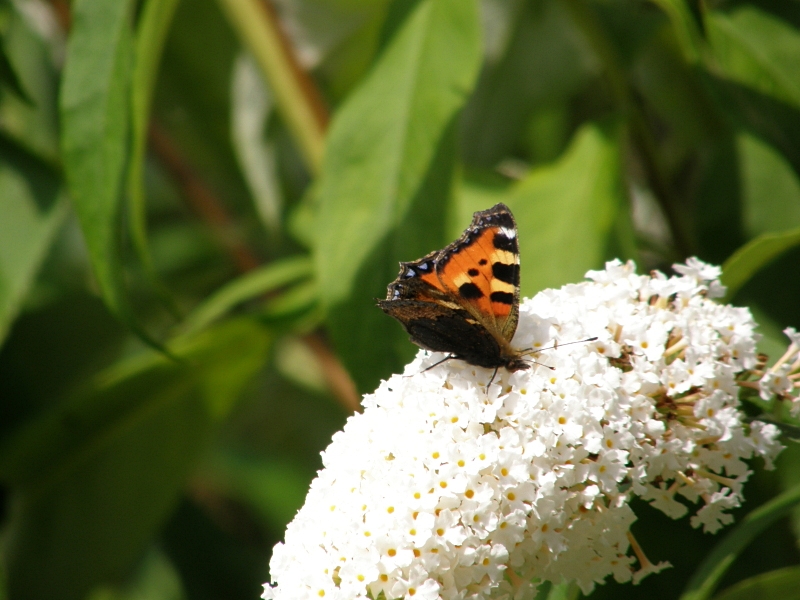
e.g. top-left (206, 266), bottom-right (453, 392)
top-left (60, 0), bottom-right (135, 320)
top-left (316, 0), bottom-right (482, 391)
top-left (705, 7), bottom-right (800, 110)
top-left (506, 122), bottom-right (624, 297)
top-left (0, 6), bottom-right (60, 164)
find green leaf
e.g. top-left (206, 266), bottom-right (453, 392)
top-left (451, 171), bottom-right (513, 239)
top-left (199, 451), bottom-right (310, 533)
top-left (316, 0), bottom-right (482, 391)
top-left (737, 132), bottom-right (800, 238)
top-left (85, 549), bottom-right (185, 600)
top-left (461, 0), bottom-right (598, 167)
top-left (0, 34), bottom-right (33, 105)
top-left (649, 0), bottom-right (703, 64)
top-left (127, 0), bottom-right (181, 310)
top-left (0, 5), bottom-right (61, 163)
top-left (505, 122), bottom-right (623, 296)
top-left (0, 141), bottom-right (66, 347)
top-left (680, 483), bottom-right (800, 600)
top-left (712, 566), bottom-right (800, 600)
top-left (631, 25), bottom-right (722, 149)
top-left (152, 0), bottom-right (252, 228)
top-left (180, 255), bottom-right (313, 335)
top-left (2, 318), bottom-right (272, 600)
top-left (705, 7), bottom-right (800, 110)
top-left (60, 0), bottom-right (135, 320)
top-left (721, 227), bottom-right (800, 302)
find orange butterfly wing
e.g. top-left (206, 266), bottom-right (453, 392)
top-left (435, 205), bottom-right (520, 342)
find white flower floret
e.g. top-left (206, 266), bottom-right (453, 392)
top-left (263, 259), bottom-right (782, 600)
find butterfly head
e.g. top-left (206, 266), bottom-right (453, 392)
top-left (504, 356), bottom-right (532, 373)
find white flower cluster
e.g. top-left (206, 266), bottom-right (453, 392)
top-left (263, 259), bottom-right (783, 600)
top-left (757, 327), bottom-right (800, 414)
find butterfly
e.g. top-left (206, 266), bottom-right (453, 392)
top-left (379, 203), bottom-right (531, 375)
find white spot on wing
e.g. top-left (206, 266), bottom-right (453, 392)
top-left (500, 227), bottom-right (516, 239)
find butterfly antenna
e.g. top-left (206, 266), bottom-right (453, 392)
top-left (519, 337), bottom-right (597, 370)
top-left (521, 336), bottom-right (598, 357)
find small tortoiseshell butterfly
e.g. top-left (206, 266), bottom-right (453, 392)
top-left (379, 203), bottom-right (530, 374)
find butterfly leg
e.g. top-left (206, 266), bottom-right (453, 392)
top-left (419, 354), bottom-right (456, 374)
top-left (486, 367), bottom-right (500, 388)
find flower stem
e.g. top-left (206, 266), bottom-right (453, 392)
top-left (216, 0), bottom-right (328, 175)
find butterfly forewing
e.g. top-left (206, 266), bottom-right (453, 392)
top-left (435, 206), bottom-right (520, 343)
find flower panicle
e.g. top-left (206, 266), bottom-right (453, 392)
top-left (263, 258), bottom-right (784, 600)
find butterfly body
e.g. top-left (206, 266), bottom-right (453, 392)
top-left (379, 203), bottom-right (529, 373)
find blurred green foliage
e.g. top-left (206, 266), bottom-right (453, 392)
top-left (0, 0), bottom-right (799, 599)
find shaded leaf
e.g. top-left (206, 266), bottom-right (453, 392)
top-left (460, 0), bottom-right (598, 167)
top-left (2, 318), bottom-right (272, 600)
top-left (680, 483), bottom-right (800, 600)
top-left (85, 549), bottom-right (186, 600)
top-left (199, 451), bottom-right (310, 533)
top-left (153, 0), bottom-right (252, 230)
top-left (159, 498), bottom-right (267, 600)
top-left (736, 132), bottom-right (800, 238)
top-left (721, 227), bottom-right (800, 302)
top-left (127, 0), bottom-right (181, 308)
top-left (701, 73), bottom-right (800, 183)
top-left (316, 0), bottom-right (482, 391)
top-left (60, 0), bottom-right (135, 319)
top-left (712, 566), bottom-right (800, 600)
top-left (181, 255), bottom-right (312, 335)
top-left (0, 141), bottom-right (66, 346)
top-left (0, 35), bottom-right (33, 104)
top-left (649, 0), bottom-right (703, 64)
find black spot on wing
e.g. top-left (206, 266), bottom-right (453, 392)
top-left (468, 268), bottom-right (479, 277)
top-left (490, 291), bottom-right (514, 304)
top-left (479, 258), bottom-right (488, 266)
top-left (492, 262), bottom-right (519, 285)
top-left (493, 231), bottom-right (516, 252)
top-left (459, 282), bottom-right (484, 299)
